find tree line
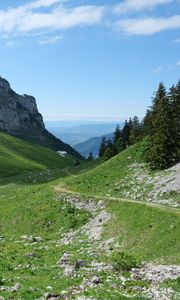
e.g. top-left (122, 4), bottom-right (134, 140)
top-left (99, 80), bottom-right (180, 169)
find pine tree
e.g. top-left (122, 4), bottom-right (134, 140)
top-left (113, 125), bottom-right (121, 144)
top-left (99, 137), bottom-right (106, 157)
top-left (142, 109), bottom-right (152, 136)
top-left (115, 137), bottom-right (125, 153)
top-left (113, 124), bottom-right (125, 153)
top-left (88, 151), bottom-right (93, 161)
top-left (122, 118), bottom-right (132, 147)
top-left (168, 81), bottom-right (180, 163)
top-left (104, 139), bottom-right (117, 160)
top-left (146, 82), bottom-right (173, 169)
top-left (129, 116), bottom-right (142, 144)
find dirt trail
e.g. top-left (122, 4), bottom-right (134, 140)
top-left (55, 186), bottom-right (180, 213)
top-left (64, 168), bottom-right (77, 177)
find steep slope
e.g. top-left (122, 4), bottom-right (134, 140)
top-left (0, 130), bottom-right (75, 183)
top-left (74, 133), bottom-right (113, 157)
top-left (0, 76), bottom-right (81, 158)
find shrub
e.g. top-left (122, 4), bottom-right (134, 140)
top-left (112, 251), bottom-right (141, 271)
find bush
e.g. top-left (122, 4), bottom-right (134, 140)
top-left (112, 251), bottom-right (141, 271)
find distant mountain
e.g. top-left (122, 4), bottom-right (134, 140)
top-left (46, 122), bottom-right (119, 146)
top-left (0, 76), bottom-right (81, 159)
top-left (45, 120), bottom-right (101, 128)
top-left (74, 133), bottom-right (114, 158)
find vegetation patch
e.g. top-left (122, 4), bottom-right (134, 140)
top-left (112, 251), bottom-right (141, 271)
top-left (105, 200), bottom-right (180, 264)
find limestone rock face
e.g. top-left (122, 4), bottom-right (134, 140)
top-left (0, 77), bottom-right (44, 135)
top-left (0, 76), bottom-right (81, 158)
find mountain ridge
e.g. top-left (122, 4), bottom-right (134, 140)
top-left (74, 132), bottom-right (114, 157)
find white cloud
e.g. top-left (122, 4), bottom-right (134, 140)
top-left (115, 15), bottom-right (180, 35)
top-left (0, 0), bottom-right (105, 35)
top-left (0, 0), bottom-right (179, 40)
top-left (177, 60), bottom-right (180, 65)
top-left (18, 6), bottom-right (105, 33)
top-left (39, 35), bottom-right (63, 45)
top-left (26, 0), bottom-right (66, 10)
top-left (114, 0), bottom-right (174, 14)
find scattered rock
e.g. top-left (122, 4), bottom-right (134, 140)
top-left (45, 293), bottom-right (62, 299)
top-left (83, 211), bottom-right (110, 241)
top-left (59, 230), bottom-right (77, 245)
top-left (90, 261), bottom-right (113, 272)
top-left (46, 286), bottom-right (53, 290)
top-left (75, 260), bottom-right (86, 269)
top-left (11, 283), bottom-right (21, 292)
top-left (21, 235), bottom-right (43, 243)
top-left (58, 253), bottom-right (70, 266)
top-left (25, 252), bottom-right (39, 258)
top-left (91, 276), bottom-right (101, 284)
top-left (131, 264), bottom-right (180, 283)
top-left (58, 253), bottom-right (75, 277)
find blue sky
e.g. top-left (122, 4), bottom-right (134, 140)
top-left (0, 0), bottom-right (180, 122)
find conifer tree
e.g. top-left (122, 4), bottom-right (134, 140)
top-left (99, 137), bottom-right (106, 157)
top-left (146, 82), bottom-right (173, 169)
top-left (104, 139), bottom-right (117, 160)
top-left (122, 118), bottom-right (132, 147)
top-left (129, 116), bottom-right (142, 144)
top-left (113, 124), bottom-right (125, 153)
top-left (168, 81), bottom-right (180, 163)
top-left (115, 137), bottom-right (125, 153)
top-left (142, 109), bottom-right (152, 136)
top-left (113, 125), bottom-right (121, 144)
top-left (88, 151), bottom-right (93, 161)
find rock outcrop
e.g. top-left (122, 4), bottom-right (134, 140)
top-left (0, 76), bottom-right (81, 158)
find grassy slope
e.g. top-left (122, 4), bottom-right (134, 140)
top-left (0, 183), bottom-right (146, 300)
top-left (105, 200), bottom-right (180, 264)
top-left (0, 134), bottom-right (145, 299)
top-left (58, 139), bottom-right (180, 264)
top-left (0, 133), bottom-right (95, 299)
top-left (0, 136), bottom-right (179, 299)
top-left (0, 183), bottom-right (90, 299)
top-left (62, 138), bottom-right (180, 204)
top-left (62, 138), bottom-right (148, 196)
top-left (0, 131), bottom-right (75, 183)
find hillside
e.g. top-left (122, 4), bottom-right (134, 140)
top-left (0, 76), bottom-right (81, 159)
top-left (0, 136), bottom-right (180, 300)
top-left (74, 133), bottom-right (113, 157)
top-left (0, 130), bottom-right (75, 184)
top-left (62, 138), bottom-right (180, 208)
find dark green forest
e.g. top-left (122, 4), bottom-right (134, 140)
top-left (99, 80), bottom-right (180, 169)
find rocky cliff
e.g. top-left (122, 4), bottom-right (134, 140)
top-left (0, 76), bottom-right (82, 158)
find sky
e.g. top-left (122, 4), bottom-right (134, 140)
top-left (0, 0), bottom-right (180, 122)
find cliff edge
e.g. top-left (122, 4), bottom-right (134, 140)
top-left (0, 76), bottom-right (82, 159)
